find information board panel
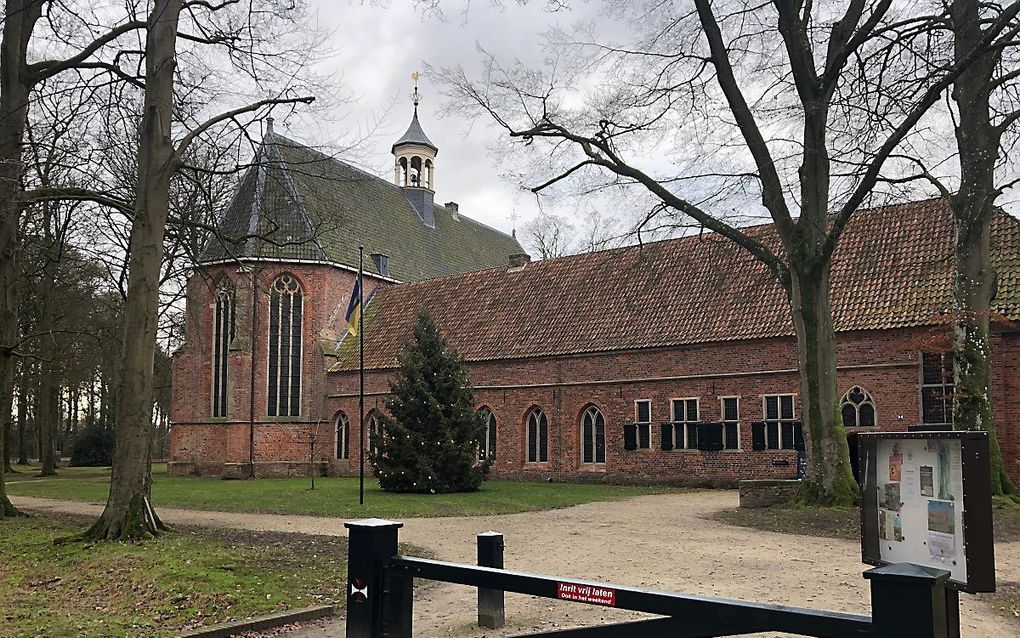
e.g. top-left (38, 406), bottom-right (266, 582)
top-left (858, 431), bottom-right (995, 593)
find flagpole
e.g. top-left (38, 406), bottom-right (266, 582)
top-left (358, 245), bottom-right (365, 506)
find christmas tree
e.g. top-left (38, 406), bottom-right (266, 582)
top-left (371, 312), bottom-right (489, 493)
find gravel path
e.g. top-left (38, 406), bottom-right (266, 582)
top-left (11, 492), bottom-right (1019, 637)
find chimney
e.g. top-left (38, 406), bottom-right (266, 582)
top-left (508, 253), bottom-right (531, 271)
top-left (370, 253), bottom-right (390, 277)
top-left (445, 201), bottom-right (459, 220)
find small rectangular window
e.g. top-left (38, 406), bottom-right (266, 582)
top-left (763, 394), bottom-right (796, 450)
top-left (670, 398), bottom-right (700, 450)
top-left (720, 397), bottom-right (740, 450)
top-left (633, 400), bottom-right (651, 450)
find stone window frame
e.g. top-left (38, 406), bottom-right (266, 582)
top-left (668, 397), bottom-right (700, 450)
top-left (525, 407), bottom-right (549, 464)
top-left (579, 404), bottom-right (606, 465)
top-left (633, 399), bottom-right (652, 449)
top-left (762, 393), bottom-right (796, 450)
top-left (719, 396), bottom-right (741, 450)
top-left (841, 385), bottom-right (877, 427)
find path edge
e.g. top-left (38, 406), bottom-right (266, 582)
top-left (176, 605), bottom-right (335, 638)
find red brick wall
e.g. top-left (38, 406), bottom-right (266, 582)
top-left (170, 262), bottom-right (386, 472)
top-left (171, 267), bottom-right (1020, 484)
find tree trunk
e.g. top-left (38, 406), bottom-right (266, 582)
top-left (37, 373), bottom-right (57, 475)
top-left (0, 354), bottom-right (17, 516)
top-left (84, 0), bottom-right (180, 540)
top-left (949, 0), bottom-right (1017, 496)
top-left (0, 0), bottom-right (42, 519)
top-left (2, 358), bottom-right (12, 473)
top-left (16, 365), bottom-right (27, 465)
top-left (789, 263), bottom-right (858, 506)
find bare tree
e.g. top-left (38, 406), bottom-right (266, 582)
top-left (440, 0), bottom-right (1020, 504)
top-left (522, 212), bottom-right (576, 258)
top-left (84, 0), bottom-right (314, 540)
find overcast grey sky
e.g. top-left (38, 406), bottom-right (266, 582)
top-left (265, 0), bottom-right (597, 237)
top-left (270, 1), bottom-right (1017, 239)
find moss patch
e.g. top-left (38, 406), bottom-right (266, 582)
top-left (0, 516), bottom-right (348, 637)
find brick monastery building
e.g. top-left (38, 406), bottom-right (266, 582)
top-left (169, 105), bottom-right (1020, 484)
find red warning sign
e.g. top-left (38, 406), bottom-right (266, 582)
top-left (556, 582), bottom-right (617, 607)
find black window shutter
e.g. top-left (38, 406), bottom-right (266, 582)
top-left (696, 422), bottom-right (710, 451)
top-left (624, 423), bottom-right (637, 451)
top-left (793, 421), bottom-right (805, 451)
top-left (751, 421), bottom-right (766, 451)
top-left (781, 421), bottom-right (796, 450)
top-left (660, 423), bottom-right (674, 451)
top-left (708, 422), bottom-right (724, 451)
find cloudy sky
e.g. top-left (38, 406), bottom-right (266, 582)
top-left (269, 1), bottom-right (1017, 242)
top-left (273, 1), bottom-right (605, 238)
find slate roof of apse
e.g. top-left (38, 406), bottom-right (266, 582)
top-left (199, 132), bottom-right (522, 282)
top-left (329, 199), bottom-right (1020, 372)
top-left (392, 111), bottom-right (438, 153)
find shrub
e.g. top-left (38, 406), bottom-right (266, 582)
top-left (70, 424), bottom-right (115, 467)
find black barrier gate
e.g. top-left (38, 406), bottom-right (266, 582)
top-left (345, 519), bottom-right (960, 638)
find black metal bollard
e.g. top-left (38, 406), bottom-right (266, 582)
top-left (345, 518), bottom-right (404, 638)
top-left (477, 531), bottom-right (505, 629)
top-left (864, 563), bottom-right (956, 638)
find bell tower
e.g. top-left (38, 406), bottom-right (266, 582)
top-left (392, 72), bottom-right (438, 191)
top-left (393, 73), bottom-right (439, 227)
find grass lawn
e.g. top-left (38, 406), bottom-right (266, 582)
top-left (0, 515), bottom-right (347, 638)
top-left (6, 464), bottom-right (676, 518)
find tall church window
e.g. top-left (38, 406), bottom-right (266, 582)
top-left (212, 283), bottom-right (233, 417)
top-left (267, 274), bottom-right (302, 417)
top-left (479, 408), bottom-right (496, 461)
top-left (580, 405), bottom-right (606, 464)
top-left (526, 407), bottom-right (548, 463)
top-left (335, 412), bottom-right (350, 460)
top-left (841, 386), bottom-right (876, 427)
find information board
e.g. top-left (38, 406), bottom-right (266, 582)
top-left (858, 431), bottom-right (995, 592)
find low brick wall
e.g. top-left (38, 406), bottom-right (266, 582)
top-left (168, 461), bottom-right (329, 479)
top-left (738, 479), bottom-right (801, 508)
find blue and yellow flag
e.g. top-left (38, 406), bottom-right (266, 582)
top-left (345, 278), bottom-right (362, 336)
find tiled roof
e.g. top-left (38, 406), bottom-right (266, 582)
top-left (200, 133), bottom-right (523, 282)
top-left (329, 199), bottom-right (1020, 372)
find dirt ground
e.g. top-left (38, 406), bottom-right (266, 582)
top-left (12, 491), bottom-right (1020, 637)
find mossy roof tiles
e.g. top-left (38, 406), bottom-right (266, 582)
top-left (329, 199), bottom-right (1020, 372)
top-left (200, 133), bottom-right (523, 281)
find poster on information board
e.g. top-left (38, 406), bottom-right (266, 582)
top-left (858, 431), bottom-right (995, 593)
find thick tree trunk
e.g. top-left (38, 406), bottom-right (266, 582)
top-left (0, 0), bottom-right (42, 520)
top-left (789, 263), bottom-right (858, 506)
top-left (85, 0), bottom-right (180, 540)
top-left (949, 0), bottom-right (1017, 495)
top-left (2, 358), bottom-right (11, 472)
top-left (0, 354), bottom-right (18, 516)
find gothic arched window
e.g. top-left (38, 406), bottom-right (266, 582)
top-left (368, 412), bottom-right (383, 458)
top-left (479, 408), bottom-right (496, 461)
top-left (335, 412), bottom-right (350, 460)
top-left (841, 386), bottom-right (876, 427)
top-left (580, 405), bottom-right (606, 464)
top-left (267, 274), bottom-right (302, 417)
top-left (212, 283), bottom-right (233, 417)
top-left (526, 407), bottom-right (548, 463)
